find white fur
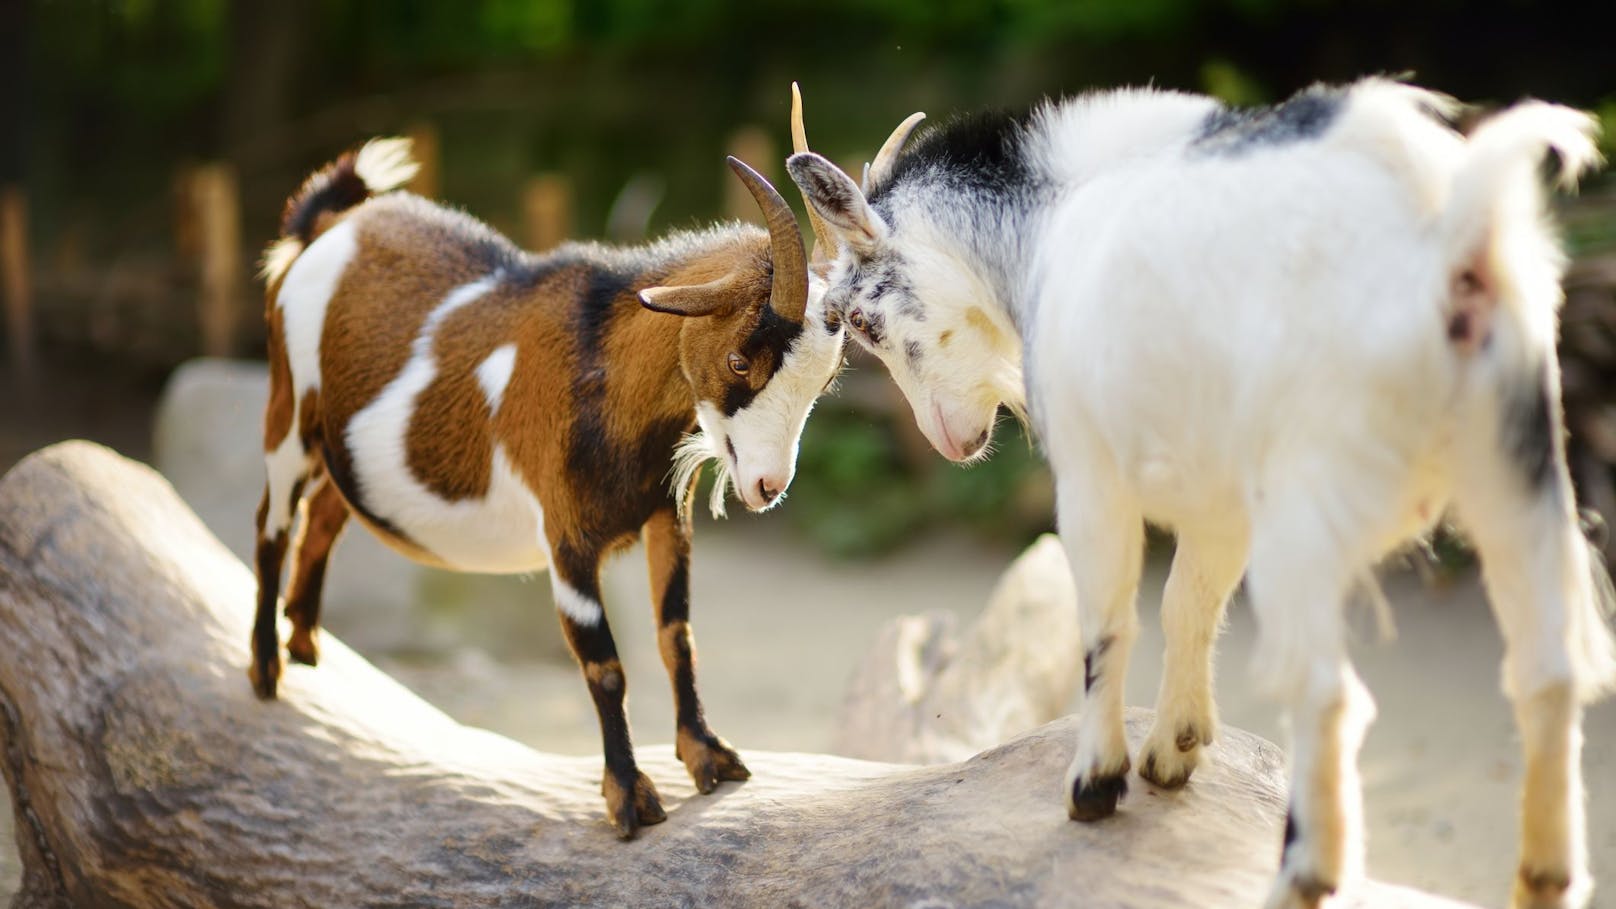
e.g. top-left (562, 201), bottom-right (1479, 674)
top-left (353, 137), bottom-right (420, 194)
top-left (551, 575), bottom-right (603, 627)
top-left (476, 343), bottom-right (519, 415)
top-left (802, 80), bottom-right (1613, 908)
top-left (344, 273), bottom-right (551, 573)
top-left (277, 219), bottom-right (359, 396)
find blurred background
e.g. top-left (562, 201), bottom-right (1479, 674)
top-left (2, 0), bottom-right (1615, 904)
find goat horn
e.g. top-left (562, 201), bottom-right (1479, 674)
top-left (863, 111), bottom-right (926, 193)
top-left (727, 155), bottom-right (808, 323)
top-left (791, 82), bottom-right (838, 264)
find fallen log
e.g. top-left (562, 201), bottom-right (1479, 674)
top-left (0, 442), bottom-right (1476, 908)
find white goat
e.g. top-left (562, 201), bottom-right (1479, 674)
top-left (788, 78), bottom-right (1615, 908)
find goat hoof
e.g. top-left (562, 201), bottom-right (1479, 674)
top-left (1513, 864), bottom-right (1573, 909)
top-left (677, 726), bottom-right (751, 794)
top-left (1067, 765), bottom-right (1129, 821)
top-left (604, 770), bottom-right (666, 839)
top-left (286, 628), bottom-right (321, 666)
top-left (247, 655), bottom-right (281, 700)
top-left (1138, 749), bottom-right (1194, 790)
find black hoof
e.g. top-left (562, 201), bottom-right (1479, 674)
top-left (1068, 770), bottom-right (1129, 821)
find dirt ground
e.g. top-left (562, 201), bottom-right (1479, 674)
top-left (0, 364), bottom-right (1611, 905)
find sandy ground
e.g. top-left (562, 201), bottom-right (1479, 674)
top-left (2, 509), bottom-right (1609, 906)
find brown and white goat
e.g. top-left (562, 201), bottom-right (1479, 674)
top-left (253, 139), bottom-right (843, 837)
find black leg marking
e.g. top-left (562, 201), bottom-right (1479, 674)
top-left (553, 544), bottom-right (664, 838)
top-left (646, 509), bottom-right (750, 795)
top-left (249, 521), bottom-right (289, 699)
top-left (1505, 361), bottom-right (1559, 491)
top-left (1083, 635), bottom-right (1115, 694)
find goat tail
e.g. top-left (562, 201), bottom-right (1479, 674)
top-left (1439, 102), bottom-right (1602, 279)
top-left (260, 137), bottom-right (419, 284)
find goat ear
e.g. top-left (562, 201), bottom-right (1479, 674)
top-left (786, 152), bottom-right (887, 253)
top-left (638, 281), bottom-right (737, 318)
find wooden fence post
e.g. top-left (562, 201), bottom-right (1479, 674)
top-left (724, 126), bottom-right (775, 222)
top-left (523, 174), bottom-right (572, 253)
top-left (406, 121), bottom-right (441, 199)
top-left (191, 163), bottom-right (242, 358)
top-left (1, 184), bottom-right (35, 383)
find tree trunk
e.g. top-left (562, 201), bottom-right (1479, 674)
top-left (0, 442), bottom-right (1476, 908)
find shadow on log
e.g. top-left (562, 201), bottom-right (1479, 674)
top-left (0, 443), bottom-right (1477, 908)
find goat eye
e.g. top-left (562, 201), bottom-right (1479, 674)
top-left (727, 352), bottom-right (749, 376)
top-left (848, 310), bottom-right (868, 333)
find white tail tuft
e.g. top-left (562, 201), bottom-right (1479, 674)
top-left (258, 236), bottom-right (304, 284)
top-left (354, 137), bottom-right (420, 195)
top-left (1441, 101), bottom-right (1603, 269)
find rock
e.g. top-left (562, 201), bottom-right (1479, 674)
top-left (834, 534), bottom-right (1082, 763)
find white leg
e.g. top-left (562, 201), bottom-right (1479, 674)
top-left (1245, 487), bottom-right (1376, 909)
top-left (1057, 466), bottom-right (1145, 822)
top-left (1453, 368), bottom-right (1615, 909)
top-left (1138, 527), bottom-right (1250, 789)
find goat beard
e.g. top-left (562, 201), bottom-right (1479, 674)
top-left (668, 431), bottom-right (736, 522)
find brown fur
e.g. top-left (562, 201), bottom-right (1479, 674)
top-left (256, 153), bottom-right (806, 840)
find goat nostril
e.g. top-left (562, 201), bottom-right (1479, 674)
top-left (966, 429), bottom-right (990, 456)
top-left (757, 480), bottom-right (779, 504)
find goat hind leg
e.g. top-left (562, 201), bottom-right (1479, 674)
top-left (283, 472), bottom-right (349, 667)
top-left (250, 436), bottom-right (312, 699)
top-left (1246, 495), bottom-right (1374, 909)
top-left (1454, 386), bottom-right (1614, 909)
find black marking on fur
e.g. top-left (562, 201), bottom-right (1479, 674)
top-left (659, 560), bottom-right (691, 627)
top-left (720, 305), bottom-right (806, 416)
top-left (868, 107), bottom-right (1036, 202)
top-left (1193, 85), bottom-right (1347, 158)
top-left (1283, 809), bottom-right (1299, 849)
top-left (846, 250), bottom-right (922, 328)
top-left (904, 339), bottom-right (923, 367)
top-left (1504, 361), bottom-right (1558, 490)
top-left (720, 382), bottom-right (756, 418)
top-left (565, 266), bottom-right (638, 478)
top-left (1083, 635), bottom-right (1115, 693)
top-left (281, 150), bottom-right (371, 244)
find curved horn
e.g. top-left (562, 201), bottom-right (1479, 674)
top-left (791, 82), bottom-right (839, 264)
top-left (862, 111), bottom-right (926, 193)
top-left (726, 155), bottom-right (808, 323)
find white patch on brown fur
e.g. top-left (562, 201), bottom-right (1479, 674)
top-left (344, 274), bottom-right (549, 572)
top-left (277, 219), bottom-right (359, 395)
top-left (475, 343), bottom-right (519, 415)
